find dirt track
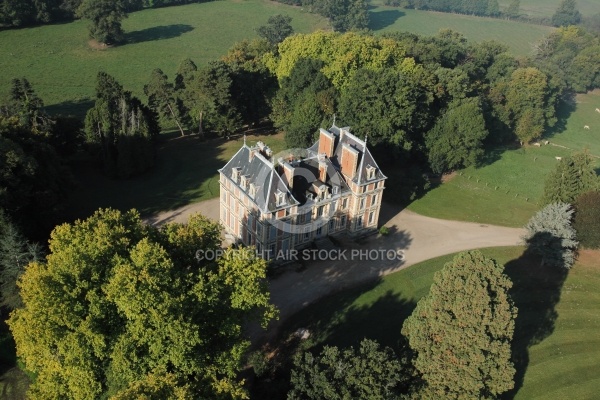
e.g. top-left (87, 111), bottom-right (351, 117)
top-left (145, 200), bottom-right (525, 340)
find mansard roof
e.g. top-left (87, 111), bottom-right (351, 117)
top-left (218, 144), bottom-right (299, 213)
top-left (310, 125), bottom-right (387, 185)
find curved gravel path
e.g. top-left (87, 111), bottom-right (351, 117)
top-left (145, 199), bottom-right (525, 339)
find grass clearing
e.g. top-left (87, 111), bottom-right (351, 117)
top-left (0, 0), bottom-right (328, 117)
top-left (276, 246), bottom-right (600, 400)
top-left (407, 91), bottom-right (600, 227)
top-left (368, 4), bottom-right (555, 56)
top-left (65, 132), bottom-right (286, 221)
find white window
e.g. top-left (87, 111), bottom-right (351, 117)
top-left (369, 211), bottom-right (374, 225)
top-left (269, 225), bottom-right (277, 240)
top-left (340, 215), bottom-right (347, 228)
top-left (249, 183), bottom-right (256, 199)
top-left (275, 189), bottom-right (285, 207)
top-left (366, 165), bottom-right (376, 180)
top-left (241, 175), bottom-right (248, 190)
top-left (231, 167), bottom-right (241, 183)
top-left (357, 216), bottom-right (363, 228)
top-left (360, 198), bottom-right (365, 210)
top-left (329, 219), bottom-right (335, 231)
top-left (342, 198), bottom-right (348, 209)
top-left (371, 194), bottom-right (377, 206)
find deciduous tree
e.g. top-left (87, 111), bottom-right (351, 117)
top-left (288, 339), bottom-right (411, 399)
top-left (551, 0), bottom-right (581, 27)
top-left (77, 0), bottom-right (127, 44)
top-left (8, 209), bottom-right (276, 399)
top-left (256, 14), bottom-right (294, 46)
top-left (402, 250), bottom-right (517, 399)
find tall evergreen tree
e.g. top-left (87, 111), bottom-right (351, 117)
top-left (144, 69), bottom-right (186, 136)
top-left (542, 151), bottom-right (599, 205)
top-left (505, 0), bottom-right (520, 18)
top-left (524, 202), bottom-right (578, 268)
top-left (402, 250), bottom-right (517, 399)
top-left (573, 191), bottom-right (600, 249)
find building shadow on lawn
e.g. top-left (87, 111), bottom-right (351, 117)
top-left (368, 9), bottom-right (405, 31)
top-left (503, 245), bottom-right (569, 399)
top-left (125, 24), bottom-right (194, 44)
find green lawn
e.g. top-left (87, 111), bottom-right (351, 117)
top-left (277, 246), bottom-right (600, 399)
top-left (407, 90), bottom-right (600, 227)
top-left (498, 0), bottom-right (599, 18)
top-left (65, 132), bottom-right (287, 221)
top-left (0, 0), bottom-right (329, 117)
top-left (369, 4), bottom-right (555, 56)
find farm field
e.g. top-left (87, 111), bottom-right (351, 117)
top-left (407, 90), bottom-right (600, 227)
top-left (0, 0), bottom-right (556, 117)
top-left (369, 4), bottom-right (555, 56)
top-left (277, 246), bottom-right (600, 400)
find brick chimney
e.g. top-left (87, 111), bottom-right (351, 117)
top-left (319, 160), bottom-right (328, 182)
top-left (340, 143), bottom-right (358, 180)
top-left (318, 129), bottom-right (335, 158)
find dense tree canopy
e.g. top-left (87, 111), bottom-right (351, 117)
top-left (425, 97), bottom-right (488, 173)
top-left (8, 209), bottom-right (276, 399)
top-left (289, 339), bottom-right (411, 399)
top-left (402, 250), bottom-right (517, 399)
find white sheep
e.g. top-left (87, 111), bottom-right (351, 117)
top-left (533, 142), bottom-right (541, 147)
top-left (544, 140), bottom-right (549, 145)
top-left (596, 108), bottom-right (600, 113)
top-left (555, 156), bottom-right (562, 161)
top-left (584, 125), bottom-right (590, 130)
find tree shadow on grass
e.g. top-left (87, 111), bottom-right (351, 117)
top-left (503, 245), bottom-right (569, 399)
top-left (254, 283), bottom-right (416, 399)
top-left (44, 98), bottom-right (95, 120)
top-left (541, 94), bottom-right (577, 142)
top-left (125, 24), bottom-right (194, 45)
top-left (369, 9), bottom-right (405, 31)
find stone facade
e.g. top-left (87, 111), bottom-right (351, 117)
top-left (218, 125), bottom-right (386, 259)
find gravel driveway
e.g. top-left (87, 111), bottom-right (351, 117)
top-left (146, 200), bottom-right (525, 340)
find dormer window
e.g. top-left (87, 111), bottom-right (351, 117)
top-left (333, 186), bottom-right (339, 195)
top-left (275, 189), bottom-right (285, 207)
top-left (366, 165), bottom-right (376, 180)
top-left (249, 183), bottom-right (256, 199)
top-left (240, 175), bottom-right (248, 190)
top-left (231, 167), bottom-right (241, 183)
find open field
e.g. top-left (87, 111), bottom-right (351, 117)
top-left (277, 246), bottom-right (600, 399)
top-left (368, 4), bottom-right (555, 55)
top-left (65, 132), bottom-right (286, 221)
top-left (0, 1), bottom-right (329, 117)
top-left (498, 0), bottom-right (599, 19)
top-left (0, 0), bottom-right (557, 117)
top-left (407, 90), bottom-right (600, 227)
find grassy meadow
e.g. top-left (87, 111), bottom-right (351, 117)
top-left (276, 246), bottom-right (600, 400)
top-left (0, 1), bottom-right (329, 117)
top-left (368, 4), bottom-right (555, 55)
top-left (407, 90), bottom-right (600, 227)
top-left (0, 0), bottom-right (557, 117)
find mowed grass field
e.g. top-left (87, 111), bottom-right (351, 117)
top-left (0, 0), bottom-right (329, 117)
top-left (368, 4), bottom-right (555, 56)
top-left (279, 246), bottom-right (600, 399)
top-left (407, 90), bottom-right (600, 227)
top-left (0, 0), bottom-right (555, 117)
top-left (65, 132), bottom-right (287, 221)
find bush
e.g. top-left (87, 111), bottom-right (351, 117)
top-left (379, 225), bottom-right (390, 236)
top-left (574, 191), bottom-right (600, 249)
